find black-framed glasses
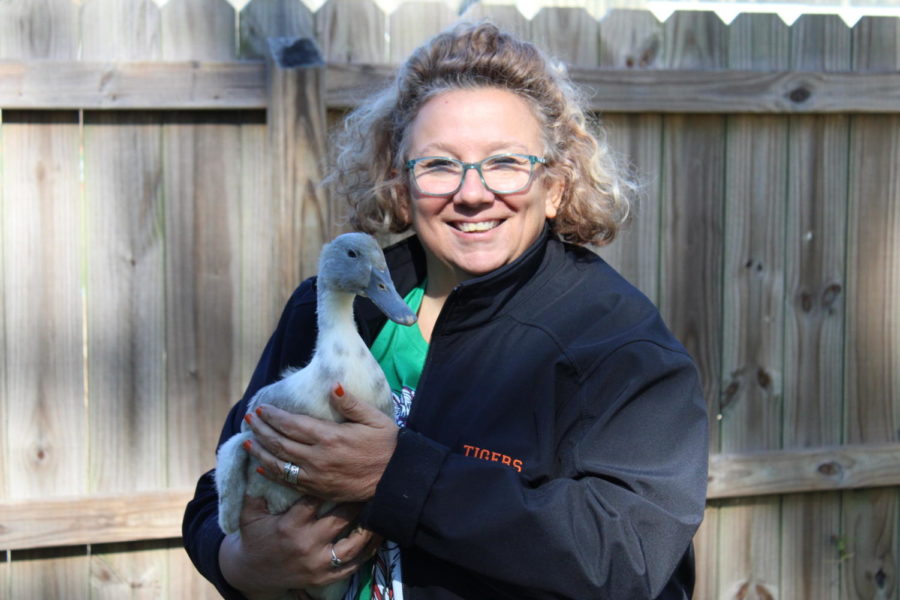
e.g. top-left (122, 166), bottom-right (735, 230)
top-left (406, 153), bottom-right (547, 196)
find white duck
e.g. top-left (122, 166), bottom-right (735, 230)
top-left (215, 233), bottom-right (416, 600)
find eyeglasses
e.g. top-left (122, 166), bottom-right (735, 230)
top-left (406, 153), bottom-right (547, 196)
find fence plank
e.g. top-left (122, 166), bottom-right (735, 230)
top-left (4, 60), bottom-right (900, 112)
top-left (718, 12), bottom-right (789, 599)
top-left (657, 11), bottom-right (726, 600)
top-left (239, 0), bottom-right (316, 59)
top-left (782, 14), bottom-right (851, 600)
top-left (161, 0), bottom-right (237, 60)
top-left (316, 0), bottom-right (387, 63)
top-left (79, 4), bottom-right (169, 597)
top-left (595, 10), bottom-right (664, 303)
top-left (79, 0), bottom-right (161, 60)
top-left (1, 6), bottom-right (86, 598)
top-left (2, 109), bottom-right (87, 597)
top-left (844, 16), bottom-right (900, 600)
top-left (530, 6), bottom-right (598, 66)
top-left (387, 1), bottom-right (456, 64)
top-left (0, 0), bottom-right (79, 59)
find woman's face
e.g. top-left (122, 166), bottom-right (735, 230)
top-left (405, 87), bottom-right (562, 290)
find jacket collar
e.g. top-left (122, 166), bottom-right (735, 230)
top-left (355, 224), bottom-right (556, 341)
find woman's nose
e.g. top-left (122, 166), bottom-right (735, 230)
top-left (454, 168), bottom-right (494, 206)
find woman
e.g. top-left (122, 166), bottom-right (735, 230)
top-left (183, 21), bottom-right (708, 600)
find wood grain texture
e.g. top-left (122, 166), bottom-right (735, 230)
top-left (267, 37), bottom-right (330, 282)
top-left (315, 0), bottom-right (386, 63)
top-left (718, 13), bottom-right (789, 599)
top-left (594, 11), bottom-right (663, 305)
top-left (0, 4), bottom-right (87, 598)
top-left (3, 60), bottom-right (900, 112)
top-left (597, 9), bottom-right (663, 69)
top-left (161, 0), bottom-right (237, 60)
top-left (459, 3), bottom-right (529, 40)
top-left (79, 0), bottom-right (161, 61)
top-left (0, 489), bottom-right (193, 550)
top-left (844, 15), bottom-right (900, 600)
top-left (657, 11), bottom-right (726, 600)
top-left (2, 110), bottom-right (87, 596)
top-left (709, 444), bottom-right (900, 499)
top-left (162, 112), bottom-right (244, 489)
top-left (0, 0), bottom-right (79, 59)
top-left (529, 6), bottom-right (598, 66)
top-left (782, 14), bottom-right (851, 600)
top-left (387, 1), bottom-right (456, 64)
top-left (239, 0), bottom-right (316, 59)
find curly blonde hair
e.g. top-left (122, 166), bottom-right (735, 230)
top-left (328, 21), bottom-right (634, 246)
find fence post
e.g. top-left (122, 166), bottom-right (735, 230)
top-left (266, 36), bottom-right (330, 281)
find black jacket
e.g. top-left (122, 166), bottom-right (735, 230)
top-left (183, 229), bottom-right (708, 599)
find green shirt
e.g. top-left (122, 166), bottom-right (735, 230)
top-left (354, 283), bottom-right (427, 599)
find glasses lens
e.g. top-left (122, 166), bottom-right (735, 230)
top-left (413, 158), bottom-right (464, 195)
top-left (481, 155), bottom-right (533, 193)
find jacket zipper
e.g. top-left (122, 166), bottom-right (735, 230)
top-left (404, 283), bottom-right (462, 428)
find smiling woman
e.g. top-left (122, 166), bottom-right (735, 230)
top-left (183, 20), bottom-right (709, 600)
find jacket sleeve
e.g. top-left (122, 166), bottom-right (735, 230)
top-left (181, 280), bottom-right (319, 599)
top-left (361, 340), bottom-right (709, 599)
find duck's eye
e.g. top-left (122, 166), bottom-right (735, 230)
top-left (347, 249), bottom-right (358, 258)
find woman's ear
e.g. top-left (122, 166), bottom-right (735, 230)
top-left (544, 179), bottom-right (564, 219)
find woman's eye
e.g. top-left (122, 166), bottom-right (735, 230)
top-left (485, 156), bottom-right (527, 170)
top-left (420, 159), bottom-right (459, 172)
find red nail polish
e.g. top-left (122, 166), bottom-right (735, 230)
top-left (255, 407), bottom-right (263, 416)
top-left (335, 383), bottom-right (345, 398)
top-left (242, 440), bottom-right (252, 451)
top-left (244, 414), bottom-right (252, 424)
top-left (256, 466), bottom-right (265, 476)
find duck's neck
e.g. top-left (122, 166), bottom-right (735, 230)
top-left (316, 287), bottom-right (361, 345)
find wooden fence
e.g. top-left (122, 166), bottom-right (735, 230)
top-left (1, 0), bottom-right (899, 598)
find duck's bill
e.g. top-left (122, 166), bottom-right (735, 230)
top-left (365, 268), bottom-right (418, 326)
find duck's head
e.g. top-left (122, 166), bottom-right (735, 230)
top-left (318, 233), bottom-right (417, 326)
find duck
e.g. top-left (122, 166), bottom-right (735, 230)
top-left (215, 232), bottom-right (416, 599)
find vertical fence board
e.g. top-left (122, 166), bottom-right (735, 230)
top-left (1, 1), bottom-right (87, 595)
top-left (79, 0), bottom-right (161, 60)
top-left (0, 0), bottom-right (79, 59)
top-left (783, 14), bottom-right (851, 600)
top-left (459, 2), bottom-right (529, 39)
top-left (658, 11), bottom-right (726, 600)
top-left (238, 119), bottom-right (282, 391)
top-left (388, 1), bottom-right (457, 63)
top-left (160, 7), bottom-right (244, 596)
top-left (718, 12), bottom-right (789, 600)
top-left (596, 10), bottom-right (664, 303)
top-left (239, 0), bottom-right (316, 59)
top-left (2, 110), bottom-right (87, 595)
top-left (316, 0), bottom-right (387, 63)
top-left (161, 0), bottom-right (237, 60)
top-left (844, 16), bottom-right (900, 600)
top-left (530, 7), bottom-right (598, 66)
top-left (79, 2), bottom-right (169, 596)
top-left (161, 111), bottom-right (243, 597)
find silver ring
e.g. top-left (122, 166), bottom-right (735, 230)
top-left (330, 545), bottom-right (343, 568)
top-left (282, 462), bottom-right (301, 485)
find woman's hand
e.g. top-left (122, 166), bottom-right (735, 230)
top-left (219, 494), bottom-right (378, 599)
top-left (244, 384), bottom-right (399, 503)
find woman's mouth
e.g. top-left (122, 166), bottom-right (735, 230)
top-left (452, 220), bottom-right (501, 233)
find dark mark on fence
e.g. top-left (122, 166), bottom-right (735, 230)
top-left (789, 87), bottom-right (811, 103)
top-left (817, 461), bottom-right (842, 478)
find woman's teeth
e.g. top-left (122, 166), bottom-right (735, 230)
top-left (455, 221), bottom-right (500, 233)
